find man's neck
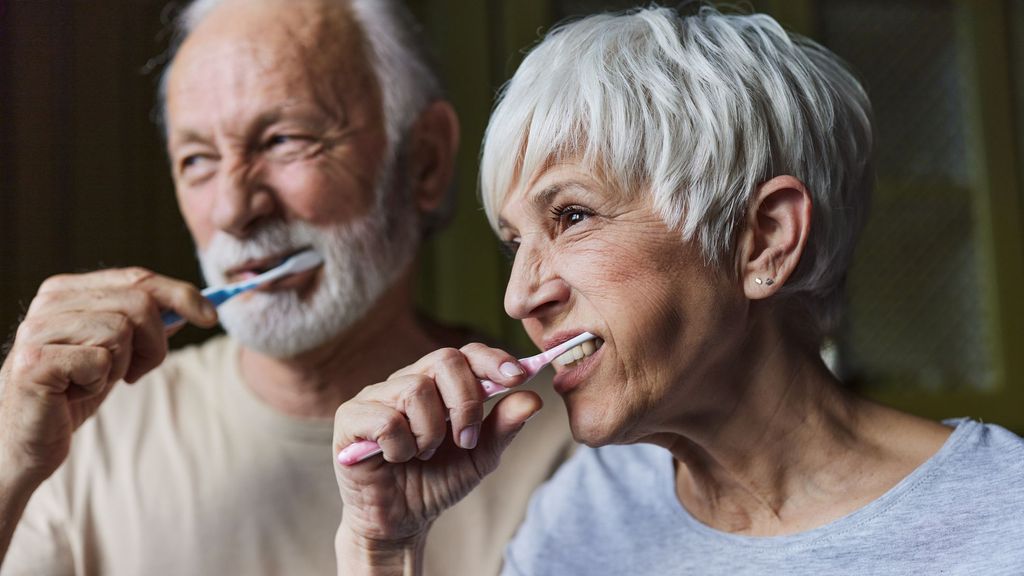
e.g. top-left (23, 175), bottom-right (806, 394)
top-left (236, 279), bottom-right (442, 420)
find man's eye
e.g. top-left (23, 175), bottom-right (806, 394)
top-left (267, 134), bottom-right (296, 147)
top-left (549, 204), bottom-right (593, 231)
top-left (264, 134), bottom-right (315, 157)
top-left (178, 154), bottom-right (216, 182)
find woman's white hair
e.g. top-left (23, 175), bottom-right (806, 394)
top-left (480, 5), bottom-right (874, 338)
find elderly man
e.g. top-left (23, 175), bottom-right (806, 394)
top-left (0, 0), bottom-right (570, 574)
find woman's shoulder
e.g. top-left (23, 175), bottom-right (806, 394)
top-left (939, 418), bottom-right (1024, 479)
top-left (913, 418), bottom-right (1024, 520)
top-left (502, 444), bottom-right (678, 575)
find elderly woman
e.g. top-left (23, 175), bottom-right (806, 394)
top-left (332, 5), bottom-right (1024, 575)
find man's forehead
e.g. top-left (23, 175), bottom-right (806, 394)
top-left (175, 0), bottom-right (367, 80)
top-left (165, 0), bottom-right (376, 133)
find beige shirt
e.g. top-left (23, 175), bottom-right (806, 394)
top-left (2, 336), bottom-right (573, 576)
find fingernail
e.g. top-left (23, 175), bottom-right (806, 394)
top-left (459, 424), bottom-right (480, 450)
top-left (500, 362), bottom-right (524, 378)
top-left (419, 448), bottom-right (437, 461)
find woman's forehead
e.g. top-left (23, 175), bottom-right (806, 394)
top-left (497, 162), bottom-right (643, 231)
top-left (498, 163), bottom-right (590, 212)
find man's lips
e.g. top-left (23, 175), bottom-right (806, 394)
top-left (224, 248), bottom-right (307, 281)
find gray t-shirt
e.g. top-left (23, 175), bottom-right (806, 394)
top-left (503, 419), bottom-right (1024, 575)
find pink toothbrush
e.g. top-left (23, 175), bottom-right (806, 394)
top-left (336, 332), bottom-right (597, 466)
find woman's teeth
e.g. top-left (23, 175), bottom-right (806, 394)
top-left (554, 337), bottom-right (604, 367)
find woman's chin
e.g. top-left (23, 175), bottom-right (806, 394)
top-left (566, 404), bottom-right (627, 448)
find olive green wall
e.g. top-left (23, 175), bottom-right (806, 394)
top-left (1, 1), bottom-right (1022, 426)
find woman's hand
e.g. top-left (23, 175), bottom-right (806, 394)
top-left (332, 344), bottom-right (542, 571)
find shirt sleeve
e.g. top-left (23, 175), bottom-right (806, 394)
top-left (1, 479), bottom-right (75, 576)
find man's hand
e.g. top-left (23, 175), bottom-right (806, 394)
top-left (0, 268), bottom-right (218, 490)
top-left (332, 344), bottom-right (542, 575)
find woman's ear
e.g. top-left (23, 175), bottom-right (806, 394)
top-left (736, 175), bottom-right (812, 300)
top-left (407, 100), bottom-right (460, 215)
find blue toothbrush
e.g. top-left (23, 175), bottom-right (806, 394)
top-left (162, 249), bottom-right (324, 327)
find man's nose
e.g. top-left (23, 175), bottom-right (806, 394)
top-left (210, 157), bottom-right (275, 237)
top-left (504, 244), bottom-right (571, 321)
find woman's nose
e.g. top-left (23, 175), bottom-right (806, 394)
top-left (504, 246), bottom-right (571, 320)
top-left (210, 158), bottom-right (276, 237)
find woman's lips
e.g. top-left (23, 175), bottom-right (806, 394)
top-left (551, 343), bottom-right (604, 395)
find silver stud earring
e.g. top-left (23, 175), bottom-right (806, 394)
top-left (755, 278), bottom-right (775, 286)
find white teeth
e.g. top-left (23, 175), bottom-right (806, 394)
top-left (554, 337), bottom-right (604, 367)
top-left (581, 340), bottom-right (596, 356)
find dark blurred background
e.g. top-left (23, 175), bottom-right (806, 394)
top-left (1, 0), bottom-right (1023, 428)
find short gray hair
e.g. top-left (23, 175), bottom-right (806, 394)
top-left (157, 0), bottom-right (452, 232)
top-left (480, 5), bottom-right (874, 338)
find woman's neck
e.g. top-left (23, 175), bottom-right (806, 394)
top-left (662, 321), bottom-right (951, 536)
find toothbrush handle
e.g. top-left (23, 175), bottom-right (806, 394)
top-left (336, 379), bottom-right (511, 466)
top-left (160, 310), bottom-right (186, 328)
top-left (160, 286), bottom-right (242, 328)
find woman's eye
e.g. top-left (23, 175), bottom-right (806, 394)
top-left (550, 204), bottom-right (593, 231)
top-left (499, 239), bottom-right (520, 262)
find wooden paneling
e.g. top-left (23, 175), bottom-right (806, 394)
top-left (0, 0), bottom-right (208, 348)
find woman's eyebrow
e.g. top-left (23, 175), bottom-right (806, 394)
top-left (532, 181), bottom-right (589, 209)
top-left (499, 181), bottom-right (589, 228)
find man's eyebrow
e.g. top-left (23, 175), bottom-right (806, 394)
top-left (169, 129), bottom-right (210, 147)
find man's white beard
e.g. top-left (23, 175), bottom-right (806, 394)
top-left (197, 173), bottom-right (418, 359)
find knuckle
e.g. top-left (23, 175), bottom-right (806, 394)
top-left (111, 313), bottom-right (133, 337)
top-left (459, 342), bottom-right (488, 355)
top-left (433, 347), bottom-right (463, 364)
top-left (93, 347), bottom-right (113, 370)
top-left (14, 319), bottom-right (40, 343)
top-left (120, 267), bottom-right (156, 287)
top-left (124, 289), bottom-right (156, 317)
top-left (401, 376), bottom-right (434, 401)
top-left (11, 346), bottom-right (43, 374)
top-left (38, 274), bottom-right (73, 294)
top-left (448, 399), bottom-right (483, 423)
top-left (28, 291), bottom-right (60, 312)
top-left (433, 347), bottom-right (467, 372)
top-left (354, 380), bottom-right (390, 401)
top-left (374, 412), bottom-right (407, 442)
